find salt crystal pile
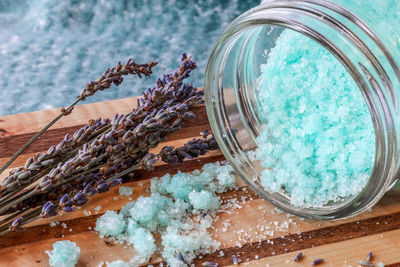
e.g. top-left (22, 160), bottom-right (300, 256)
top-left (46, 240), bottom-right (80, 267)
top-left (95, 211), bottom-right (126, 237)
top-left (95, 161), bottom-right (236, 266)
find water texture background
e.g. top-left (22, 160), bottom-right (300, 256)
top-left (0, 0), bottom-right (258, 116)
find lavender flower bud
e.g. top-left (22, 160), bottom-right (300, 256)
top-left (41, 201), bottom-right (58, 218)
top-left (24, 157), bottom-right (34, 170)
top-left (9, 217), bottom-right (24, 232)
top-left (17, 171), bottom-right (31, 181)
top-left (6, 180), bottom-right (20, 192)
top-left (63, 206), bottom-right (74, 212)
top-left (108, 178), bottom-right (123, 186)
top-left (41, 159), bottom-right (54, 167)
top-left (97, 183), bottom-right (109, 193)
top-left (1, 175), bottom-right (15, 186)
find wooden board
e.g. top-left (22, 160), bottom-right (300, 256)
top-left (0, 97), bottom-right (400, 267)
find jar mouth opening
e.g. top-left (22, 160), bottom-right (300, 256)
top-left (205, 1), bottom-right (398, 220)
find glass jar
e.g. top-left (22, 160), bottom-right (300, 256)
top-left (204, 0), bottom-right (400, 220)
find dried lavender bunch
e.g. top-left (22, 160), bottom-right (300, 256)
top-left (0, 54), bottom-right (204, 235)
top-left (0, 53), bottom-right (196, 203)
top-left (159, 130), bottom-right (218, 164)
top-left (0, 59), bottom-right (157, 176)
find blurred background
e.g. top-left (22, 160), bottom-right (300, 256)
top-left (0, 0), bottom-right (259, 116)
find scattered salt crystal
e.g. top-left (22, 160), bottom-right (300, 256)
top-left (83, 210), bottom-right (91, 216)
top-left (94, 206), bottom-right (102, 212)
top-left (61, 222), bottom-right (67, 229)
top-left (113, 197), bottom-right (119, 201)
top-left (118, 186), bottom-right (133, 197)
top-left (46, 240), bottom-right (80, 267)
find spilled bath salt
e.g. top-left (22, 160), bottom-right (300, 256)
top-left (255, 29), bottom-right (375, 207)
top-left (95, 161), bottom-right (236, 266)
top-left (94, 205), bottom-right (102, 212)
top-left (49, 221), bottom-right (59, 227)
top-left (107, 260), bottom-right (131, 267)
top-left (118, 186), bottom-right (133, 197)
top-left (95, 210), bottom-right (126, 238)
top-left (46, 240), bottom-right (80, 267)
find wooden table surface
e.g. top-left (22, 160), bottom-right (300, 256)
top-left (0, 96), bottom-right (400, 267)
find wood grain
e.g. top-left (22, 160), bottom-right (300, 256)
top-left (1, 96), bottom-right (400, 266)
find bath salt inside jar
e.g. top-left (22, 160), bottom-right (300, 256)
top-left (205, 0), bottom-right (400, 219)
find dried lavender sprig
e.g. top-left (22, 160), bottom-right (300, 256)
top-left (0, 54), bottom-right (201, 232)
top-left (0, 157), bottom-right (151, 234)
top-left (0, 207), bottom-right (41, 235)
top-left (159, 130), bottom-right (217, 164)
top-left (3, 56), bottom-right (203, 215)
top-left (0, 54), bottom-right (197, 200)
top-left (0, 207), bottom-right (29, 226)
top-left (0, 59), bottom-right (157, 177)
top-left (0, 118), bottom-right (110, 202)
top-left (0, 103), bottom-right (199, 231)
top-left (2, 102), bottom-right (197, 214)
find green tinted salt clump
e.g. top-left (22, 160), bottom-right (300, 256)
top-left (255, 29), bottom-right (375, 207)
top-left (189, 190), bottom-right (220, 211)
top-left (95, 210), bottom-right (126, 237)
top-left (95, 161), bottom-right (236, 266)
top-left (46, 240), bottom-right (80, 267)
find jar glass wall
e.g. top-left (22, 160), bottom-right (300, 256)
top-left (205, 0), bottom-right (400, 219)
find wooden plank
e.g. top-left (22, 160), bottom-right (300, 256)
top-left (227, 229), bottom-right (400, 266)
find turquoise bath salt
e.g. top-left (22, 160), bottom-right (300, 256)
top-left (107, 260), bottom-right (131, 267)
top-left (188, 190), bottom-right (220, 211)
top-left (95, 210), bottom-right (126, 237)
top-left (130, 193), bottom-right (172, 231)
top-left (127, 227), bottom-right (156, 259)
top-left (46, 240), bottom-right (80, 267)
top-left (95, 161), bottom-right (236, 266)
top-left (255, 29), bottom-right (375, 207)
